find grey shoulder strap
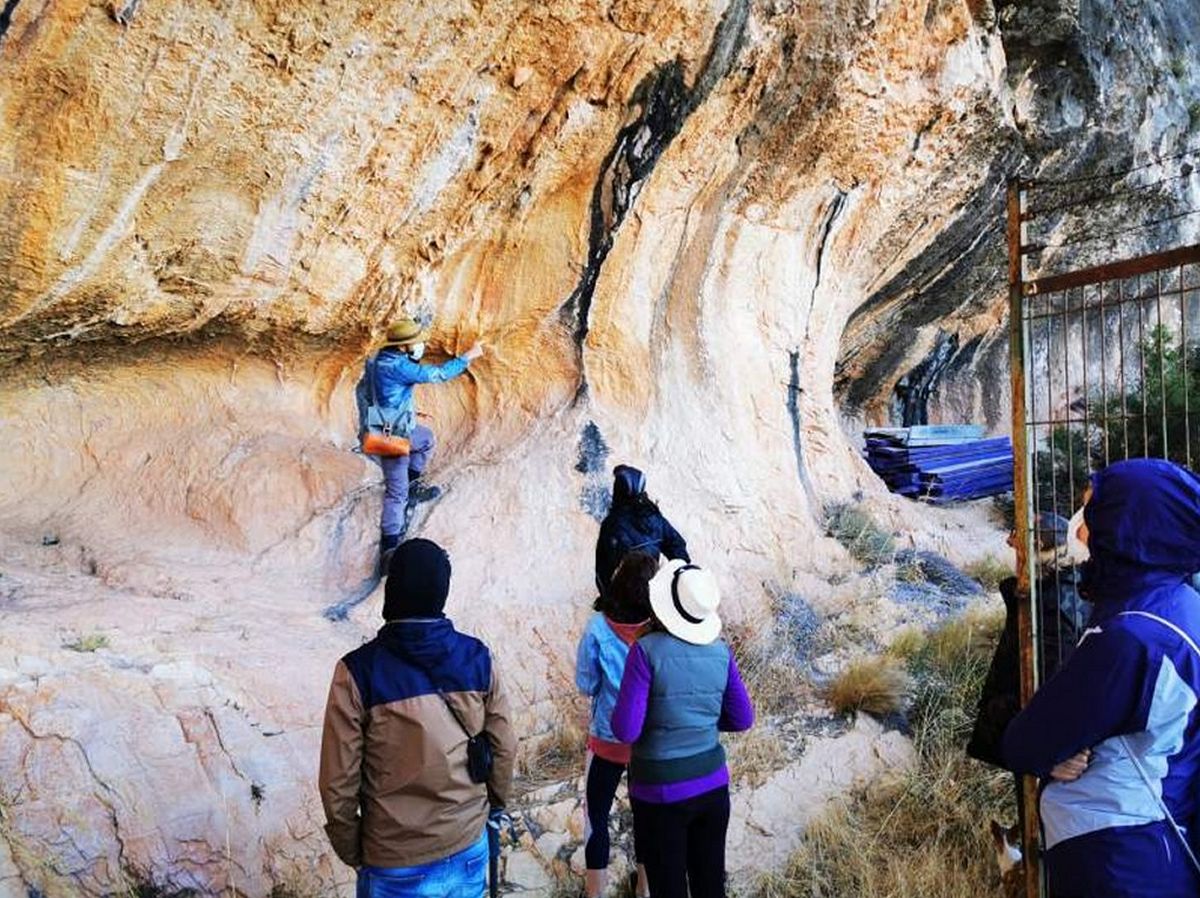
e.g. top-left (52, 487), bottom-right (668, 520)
top-left (1114, 610), bottom-right (1200, 876)
top-left (366, 354), bottom-right (381, 407)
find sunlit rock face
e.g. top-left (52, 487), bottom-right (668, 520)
top-left (0, 0), bottom-right (1195, 895)
top-left (836, 0), bottom-right (1200, 429)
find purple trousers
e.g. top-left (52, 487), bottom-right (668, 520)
top-left (379, 424), bottom-right (434, 537)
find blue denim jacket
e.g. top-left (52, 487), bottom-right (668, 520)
top-left (576, 614), bottom-right (635, 745)
top-left (359, 349), bottom-right (470, 436)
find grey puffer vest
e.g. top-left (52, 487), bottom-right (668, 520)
top-left (630, 632), bottom-right (730, 784)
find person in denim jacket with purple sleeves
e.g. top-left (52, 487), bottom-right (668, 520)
top-left (611, 560), bottom-right (754, 898)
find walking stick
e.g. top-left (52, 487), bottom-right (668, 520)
top-left (487, 808), bottom-right (517, 898)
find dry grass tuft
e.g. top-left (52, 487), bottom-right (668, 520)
top-left (825, 504), bottom-right (896, 567)
top-left (727, 727), bottom-right (790, 788)
top-left (926, 605), bottom-right (1005, 670)
top-left (824, 656), bottom-right (911, 717)
top-left (748, 609), bottom-right (1015, 898)
top-left (885, 627), bottom-right (928, 661)
top-left (963, 555), bottom-right (1015, 593)
top-left (518, 716), bottom-right (588, 786)
top-left (724, 614), bottom-right (813, 718)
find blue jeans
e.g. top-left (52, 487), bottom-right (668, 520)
top-left (379, 424), bottom-right (435, 537)
top-left (356, 830), bottom-right (487, 898)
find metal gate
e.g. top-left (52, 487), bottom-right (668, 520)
top-left (1008, 164), bottom-right (1200, 896)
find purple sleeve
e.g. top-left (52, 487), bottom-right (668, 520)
top-left (1001, 625), bottom-right (1150, 776)
top-left (610, 642), bottom-right (651, 743)
top-left (718, 653), bottom-right (755, 732)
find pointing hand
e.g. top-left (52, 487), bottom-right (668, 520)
top-left (463, 343), bottom-right (485, 361)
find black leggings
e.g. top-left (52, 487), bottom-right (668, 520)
top-left (585, 754), bottom-right (643, 869)
top-left (631, 786), bottom-right (730, 898)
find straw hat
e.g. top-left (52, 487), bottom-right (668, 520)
top-left (648, 559), bottom-right (722, 645)
top-left (382, 317), bottom-right (429, 347)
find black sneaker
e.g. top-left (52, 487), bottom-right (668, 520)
top-left (408, 482), bottom-right (442, 506)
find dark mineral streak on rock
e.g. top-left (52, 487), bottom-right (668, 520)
top-left (0, 0), bottom-right (21, 42)
top-left (891, 329), bottom-right (959, 426)
top-left (787, 349), bottom-right (818, 509)
top-left (805, 188), bottom-right (848, 340)
top-left (112, 0), bottom-right (141, 27)
top-left (575, 420), bottom-right (610, 474)
top-left (561, 0), bottom-right (750, 398)
top-left (835, 151), bottom-right (1017, 415)
top-left (577, 419), bottom-right (613, 521)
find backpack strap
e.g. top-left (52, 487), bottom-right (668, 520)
top-left (1114, 610), bottom-right (1200, 877)
top-left (367, 354), bottom-right (381, 408)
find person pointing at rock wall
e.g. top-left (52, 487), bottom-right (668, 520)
top-left (358, 317), bottom-right (483, 567)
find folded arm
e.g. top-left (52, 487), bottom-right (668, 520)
top-left (1001, 626), bottom-right (1150, 777)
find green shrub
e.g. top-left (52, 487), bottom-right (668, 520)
top-left (63, 633), bottom-right (109, 653)
top-left (1038, 326), bottom-right (1200, 514)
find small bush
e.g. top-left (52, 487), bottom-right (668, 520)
top-left (518, 713), bottom-right (588, 786)
top-left (725, 594), bottom-right (817, 717)
top-left (825, 504), bottom-right (895, 567)
top-left (963, 555), bottom-right (1014, 593)
top-left (895, 558), bottom-right (927, 584)
top-left (63, 633), bottom-right (109, 653)
top-left (824, 656), bottom-right (911, 717)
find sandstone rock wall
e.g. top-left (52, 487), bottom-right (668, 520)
top-left (836, 0), bottom-right (1200, 429)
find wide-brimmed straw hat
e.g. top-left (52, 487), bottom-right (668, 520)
top-left (382, 317), bottom-right (429, 347)
top-left (648, 559), bottom-right (722, 645)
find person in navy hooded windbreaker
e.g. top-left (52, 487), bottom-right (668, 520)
top-left (1002, 459), bottom-right (1200, 898)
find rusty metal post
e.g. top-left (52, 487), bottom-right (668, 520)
top-left (1008, 177), bottom-right (1044, 897)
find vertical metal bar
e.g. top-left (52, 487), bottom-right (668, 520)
top-left (1156, 268), bottom-right (1169, 460)
top-left (1045, 307), bottom-right (1059, 550)
top-left (1118, 279), bottom-right (1131, 460)
top-left (1182, 265), bottom-right (1192, 469)
top-left (1056, 291), bottom-right (1072, 671)
top-left (1137, 274), bottom-right (1150, 457)
top-left (1008, 179), bottom-right (1043, 898)
top-left (1099, 280), bottom-right (1111, 466)
top-left (1081, 285), bottom-right (1092, 473)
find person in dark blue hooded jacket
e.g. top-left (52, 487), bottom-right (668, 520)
top-left (594, 465), bottom-right (690, 599)
top-left (1001, 458), bottom-right (1200, 898)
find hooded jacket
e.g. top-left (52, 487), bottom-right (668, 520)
top-left (1001, 459), bottom-right (1200, 897)
top-left (594, 466), bottom-right (689, 595)
top-left (318, 618), bottom-right (516, 869)
top-left (356, 348), bottom-right (470, 439)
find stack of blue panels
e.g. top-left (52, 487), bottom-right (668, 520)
top-left (864, 425), bottom-right (1013, 504)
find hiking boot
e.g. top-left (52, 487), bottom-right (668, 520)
top-left (378, 532), bottom-right (402, 577)
top-left (409, 482), bottom-right (442, 505)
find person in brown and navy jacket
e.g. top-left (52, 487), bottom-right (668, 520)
top-left (319, 538), bottom-right (516, 897)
